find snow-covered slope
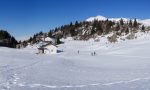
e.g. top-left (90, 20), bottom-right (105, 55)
top-left (86, 15), bottom-right (150, 26)
top-left (109, 18), bottom-right (129, 22)
top-left (86, 15), bottom-right (107, 21)
top-left (139, 19), bottom-right (150, 26)
top-left (1, 32), bottom-right (150, 90)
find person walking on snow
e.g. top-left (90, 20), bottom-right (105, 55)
top-left (94, 51), bottom-right (96, 56)
top-left (78, 50), bottom-right (79, 54)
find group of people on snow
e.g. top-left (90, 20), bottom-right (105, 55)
top-left (91, 51), bottom-right (96, 56)
top-left (77, 50), bottom-right (96, 56)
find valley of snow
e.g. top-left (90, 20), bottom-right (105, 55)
top-left (1, 32), bottom-right (150, 90)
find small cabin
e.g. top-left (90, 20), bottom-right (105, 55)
top-left (38, 48), bottom-right (45, 54)
top-left (38, 44), bottom-right (57, 54)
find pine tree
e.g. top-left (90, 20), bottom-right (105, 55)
top-left (75, 21), bottom-right (79, 27)
top-left (120, 18), bottom-right (124, 26)
top-left (48, 30), bottom-right (52, 37)
top-left (129, 19), bottom-right (133, 28)
top-left (32, 34), bottom-right (37, 44)
top-left (54, 27), bottom-right (58, 32)
top-left (39, 31), bottom-right (43, 36)
top-left (70, 22), bottom-right (73, 27)
top-left (142, 25), bottom-right (145, 31)
top-left (28, 37), bottom-right (33, 43)
top-left (56, 37), bottom-right (61, 45)
top-left (125, 27), bottom-right (129, 35)
top-left (70, 28), bottom-right (76, 37)
top-left (133, 18), bottom-right (138, 28)
top-left (10, 36), bottom-right (18, 48)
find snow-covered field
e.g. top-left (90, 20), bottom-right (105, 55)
top-left (1, 33), bottom-right (150, 90)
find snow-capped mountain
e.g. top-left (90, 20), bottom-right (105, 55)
top-left (86, 15), bottom-right (107, 21)
top-left (139, 19), bottom-right (150, 26)
top-left (86, 15), bottom-right (150, 26)
top-left (86, 15), bottom-right (130, 22)
top-left (109, 18), bottom-right (129, 22)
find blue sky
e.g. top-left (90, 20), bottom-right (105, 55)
top-left (0, 0), bottom-right (149, 40)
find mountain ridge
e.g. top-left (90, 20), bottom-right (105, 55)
top-left (86, 15), bottom-right (150, 26)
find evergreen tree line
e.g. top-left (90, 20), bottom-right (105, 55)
top-left (0, 30), bottom-right (18, 48)
top-left (24, 18), bottom-right (148, 45)
top-left (0, 18), bottom-right (147, 48)
top-left (46, 19), bottom-right (147, 40)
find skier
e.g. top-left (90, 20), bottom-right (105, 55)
top-left (94, 51), bottom-right (96, 56)
top-left (78, 50), bottom-right (79, 54)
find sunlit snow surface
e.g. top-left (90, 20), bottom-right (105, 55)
top-left (1, 32), bottom-right (150, 90)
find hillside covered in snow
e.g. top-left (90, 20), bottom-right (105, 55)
top-left (1, 31), bottom-right (150, 90)
top-left (1, 15), bottom-right (150, 90)
top-left (17, 15), bottom-right (150, 49)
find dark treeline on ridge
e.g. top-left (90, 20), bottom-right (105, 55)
top-left (0, 30), bottom-right (18, 48)
top-left (24, 18), bottom-right (149, 45)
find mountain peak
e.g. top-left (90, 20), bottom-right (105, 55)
top-left (86, 15), bottom-right (107, 22)
top-left (139, 19), bottom-right (150, 26)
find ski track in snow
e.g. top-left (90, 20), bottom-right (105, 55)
top-left (107, 54), bottom-right (150, 59)
top-left (1, 76), bottom-right (150, 89)
top-left (0, 60), bottom-right (42, 74)
top-left (0, 57), bottom-right (44, 90)
top-left (1, 53), bottom-right (150, 89)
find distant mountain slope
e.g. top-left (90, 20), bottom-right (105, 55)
top-left (139, 19), bottom-right (150, 26)
top-left (86, 15), bottom-right (150, 26)
top-left (86, 15), bottom-right (107, 21)
top-left (21, 15), bottom-right (150, 48)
